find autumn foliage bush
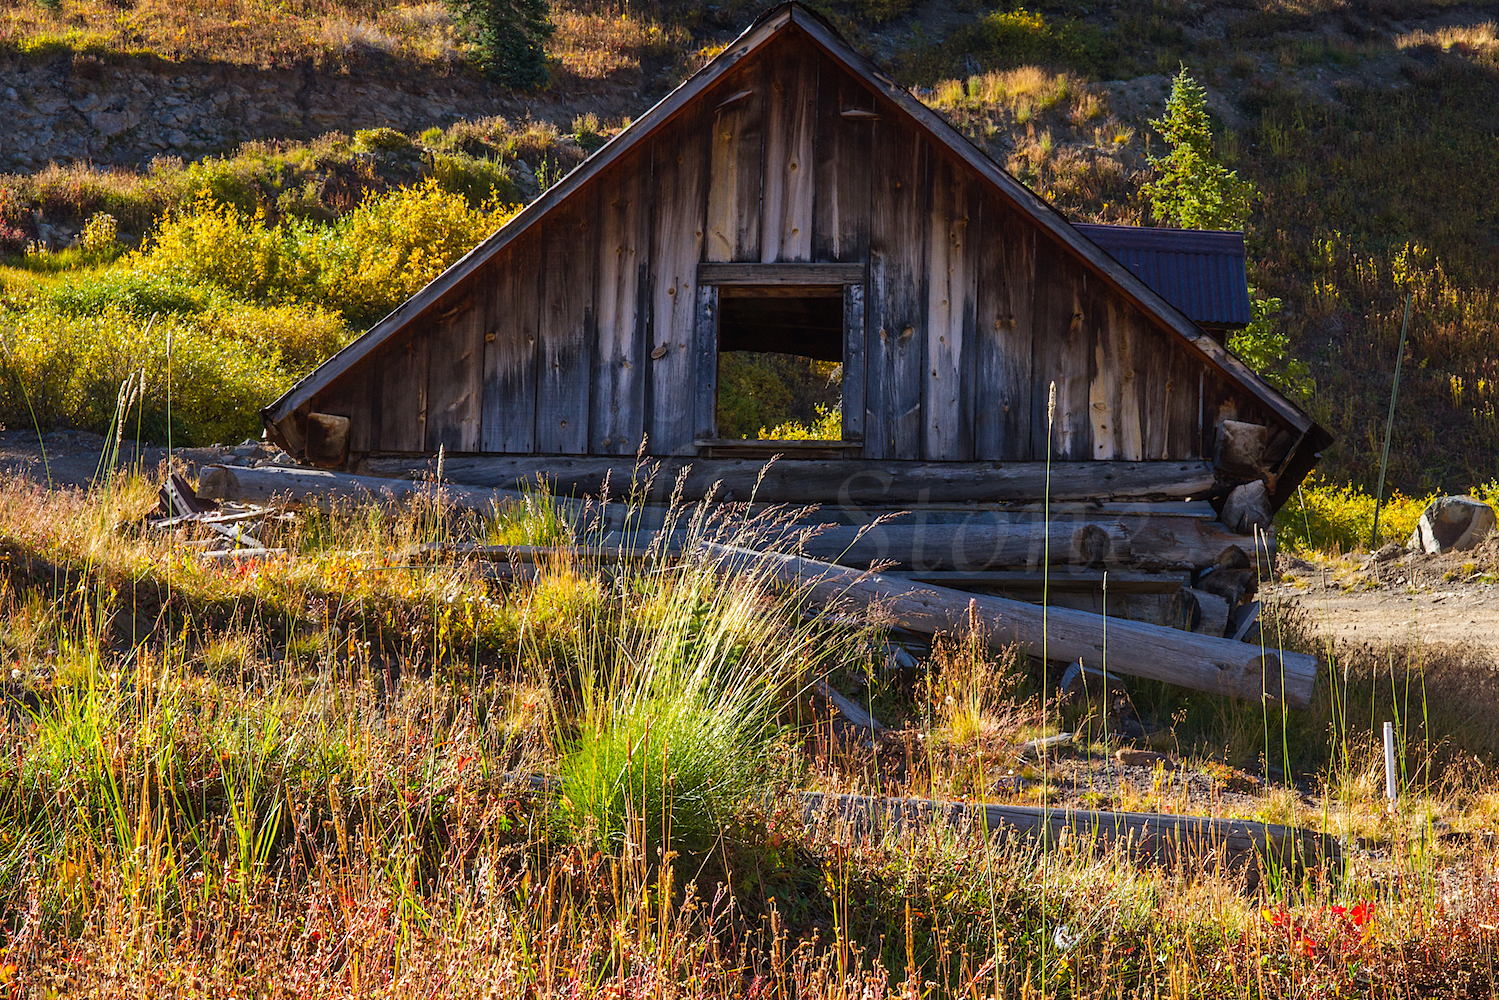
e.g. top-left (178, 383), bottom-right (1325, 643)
top-left (0, 180), bottom-right (516, 444)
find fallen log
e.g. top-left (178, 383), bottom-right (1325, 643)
top-left (704, 545), bottom-right (1318, 707)
top-left (493, 772), bottom-right (1340, 877)
top-left (356, 455), bottom-right (1219, 505)
top-left (797, 792), bottom-right (1340, 877)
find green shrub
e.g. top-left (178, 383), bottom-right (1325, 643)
top-left (1274, 476), bottom-right (1444, 554)
top-left (428, 152), bottom-right (516, 207)
top-left (943, 8), bottom-right (1102, 74)
top-left (0, 307), bottom-right (290, 446)
top-left (134, 197), bottom-right (308, 304)
top-left (1228, 290), bottom-right (1313, 399)
top-left (307, 179), bottom-right (517, 326)
top-left (48, 270), bottom-right (222, 318)
top-left (352, 127), bottom-right (415, 153)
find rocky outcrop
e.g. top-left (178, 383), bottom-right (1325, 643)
top-left (3, 54), bottom-right (536, 171)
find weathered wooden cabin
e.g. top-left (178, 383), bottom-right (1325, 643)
top-left (261, 2), bottom-right (1331, 632)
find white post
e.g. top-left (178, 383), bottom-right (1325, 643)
top-left (1383, 721), bottom-right (1398, 805)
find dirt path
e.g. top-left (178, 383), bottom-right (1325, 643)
top-left (1268, 538), bottom-right (1499, 656)
top-left (1270, 582), bottom-right (1499, 654)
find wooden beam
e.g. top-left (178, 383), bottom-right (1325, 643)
top-left (703, 543), bottom-right (1318, 707)
top-left (697, 262), bottom-right (866, 284)
top-left (797, 792), bottom-right (1339, 875)
top-left (356, 455), bottom-right (1219, 505)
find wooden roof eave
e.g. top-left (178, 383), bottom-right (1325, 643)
top-left (782, 6), bottom-right (1317, 440)
top-left (261, 7), bottom-right (796, 435)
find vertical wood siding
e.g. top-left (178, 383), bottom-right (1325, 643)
top-left (705, 60), bottom-right (764, 263)
top-left (648, 102), bottom-right (711, 456)
top-left (973, 198), bottom-right (1034, 460)
top-left (536, 204), bottom-right (595, 454)
top-left (760, 33), bottom-right (818, 263)
top-left (864, 116), bottom-right (928, 460)
top-left (923, 153), bottom-right (978, 461)
top-left (480, 240), bottom-right (539, 453)
top-left (590, 157), bottom-right (652, 456)
top-left (318, 25), bottom-right (1258, 467)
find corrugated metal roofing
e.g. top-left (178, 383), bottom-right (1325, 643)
top-left (1074, 224), bottom-right (1252, 329)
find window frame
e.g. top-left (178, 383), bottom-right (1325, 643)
top-left (692, 262), bottom-right (866, 455)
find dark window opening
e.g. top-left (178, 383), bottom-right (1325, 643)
top-left (714, 285), bottom-right (844, 441)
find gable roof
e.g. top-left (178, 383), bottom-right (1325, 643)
top-left (264, 1), bottom-right (1324, 458)
top-left (1076, 224), bottom-right (1252, 329)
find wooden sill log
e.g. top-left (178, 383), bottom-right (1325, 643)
top-left (356, 455), bottom-right (1219, 505)
top-left (703, 544), bottom-right (1318, 708)
top-left (796, 792), bottom-right (1340, 876)
top-left (198, 464), bottom-right (538, 516)
top-left (796, 518), bottom-right (1271, 572)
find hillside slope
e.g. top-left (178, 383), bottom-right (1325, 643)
top-left (2, 0), bottom-right (1498, 494)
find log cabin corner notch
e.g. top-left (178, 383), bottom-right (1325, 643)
top-left (261, 1), bottom-right (1331, 513)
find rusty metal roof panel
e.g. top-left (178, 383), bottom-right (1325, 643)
top-left (1074, 224), bottom-right (1252, 329)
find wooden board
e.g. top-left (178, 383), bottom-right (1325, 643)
top-left (480, 240), bottom-right (539, 454)
top-left (923, 154), bottom-right (978, 461)
top-left (648, 106), bottom-right (711, 455)
top-left (813, 50), bottom-right (873, 264)
top-left (865, 115), bottom-right (927, 460)
top-left (974, 199), bottom-right (1035, 461)
top-left (1115, 302), bottom-right (1149, 462)
top-left (374, 324), bottom-right (430, 453)
top-left (590, 157), bottom-right (651, 456)
top-left (842, 282), bottom-right (865, 443)
top-left (710, 543), bottom-right (1318, 707)
top-left (424, 287), bottom-right (484, 452)
top-left (760, 33), bottom-right (818, 263)
top-left (1088, 290), bottom-right (1125, 461)
top-left (704, 60), bottom-right (763, 263)
top-left (693, 284), bottom-right (719, 441)
top-left (1167, 347), bottom-right (1203, 460)
top-left (1030, 237), bottom-right (1091, 461)
top-left (536, 205), bottom-right (594, 455)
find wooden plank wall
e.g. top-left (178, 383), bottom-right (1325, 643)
top-left (309, 27), bottom-right (1215, 467)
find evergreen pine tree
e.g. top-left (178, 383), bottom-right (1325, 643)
top-left (1142, 67), bottom-right (1255, 230)
top-left (446, 0), bottom-right (553, 90)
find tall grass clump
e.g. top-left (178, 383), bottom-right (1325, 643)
top-left (552, 496), bottom-right (867, 860)
top-left (555, 552), bottom-right (811, 858)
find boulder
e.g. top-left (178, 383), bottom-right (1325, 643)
top-left (1407, 496), bottom-right (1497, 554)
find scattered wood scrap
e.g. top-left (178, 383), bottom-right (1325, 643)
top-left (813, 678), bottom-right (886, 732)
top-left (704, 545), bottom-right (1319, 708)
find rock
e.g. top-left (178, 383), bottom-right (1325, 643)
top-left (1115, 748), bottom-right (1176, 769)
top-left (1406, 496), bottom-right (1497, 554)
top-left (1221, 480), bottom-right (1273, 535)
